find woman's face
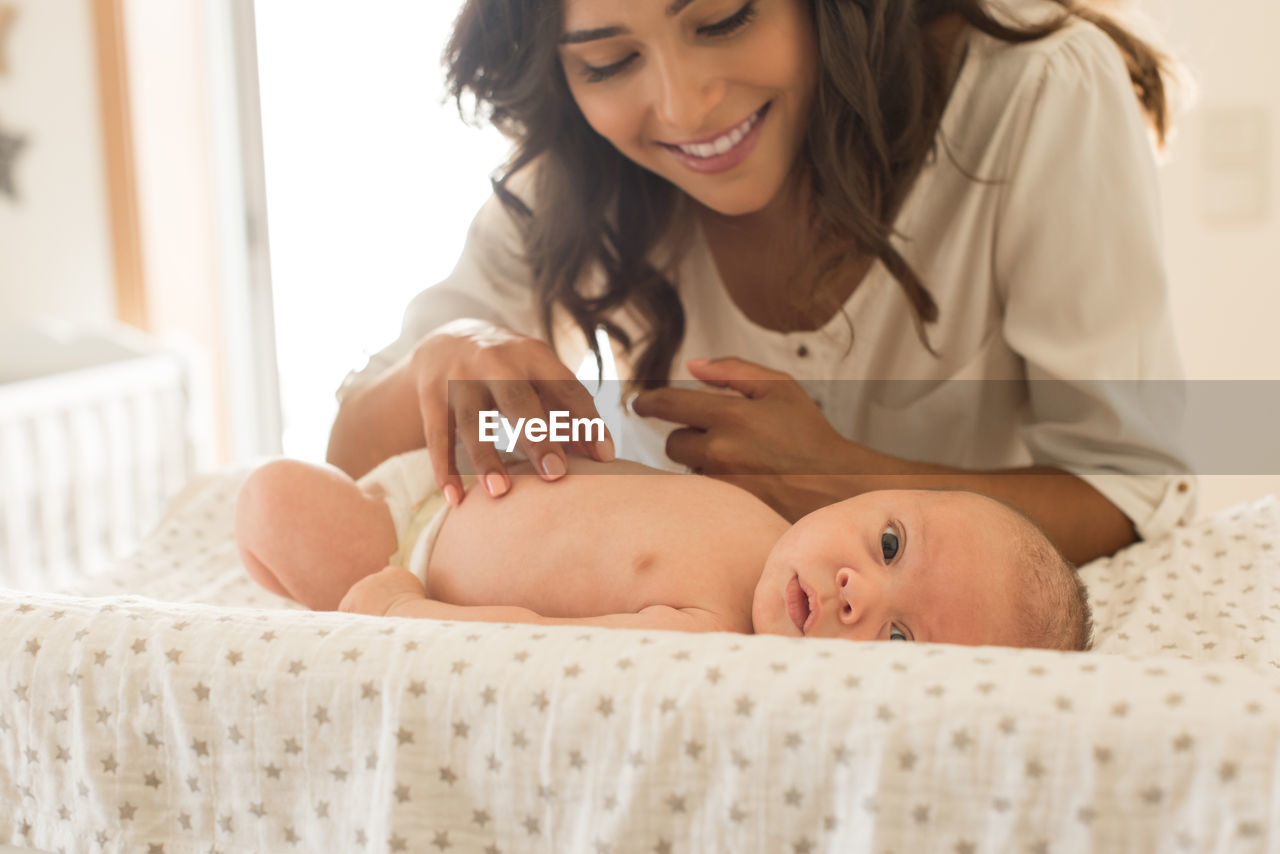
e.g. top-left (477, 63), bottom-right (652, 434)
top-left (558, 0), bottom-right (819, 217)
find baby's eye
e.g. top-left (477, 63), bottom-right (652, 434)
top-left (889, 625), bottom-right (909, 642)
top-left (880, 525), bottom-right (900, 562)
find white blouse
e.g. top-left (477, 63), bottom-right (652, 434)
top-left (339, 3), bottom-right (1197, 540)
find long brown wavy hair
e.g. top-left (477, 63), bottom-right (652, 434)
top-left (444, 0), bottom-right (1174, 394)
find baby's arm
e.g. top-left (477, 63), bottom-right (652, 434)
top-left (236, 459), bottom-right (398, 611)
top-left (340, 566), bottom-right (731, 634)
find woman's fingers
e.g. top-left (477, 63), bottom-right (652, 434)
top-left (664, 426), bottom-right (711, 472)
top-left (414, 325), bottom-right (614, 501)
top-left (686, 357), bottom-right (794, 399)
top-left (452, 381), bottom-right (513, 497)
top-left (419, 379), bottom-right (465, 506)
top-left (631, 386), bottom-right (735, 430)
top-left (485, 379), bottom-right (567, 481)
top-left (534, 377), bottom-right (615, 462)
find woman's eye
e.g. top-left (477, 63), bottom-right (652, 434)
top-left (889, 625), bottom-right (909, 642)
top-left (880, 525), bottom-right (900, 562)
top-left (698, 1), bottom-right (758, 38)
top-left (581, 54), bottom-right (637, 83)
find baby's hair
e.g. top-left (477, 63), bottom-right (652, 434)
top-left (990, 500), bottom-right (1094, 652)
top-left (920, 489), bottom-right (1094, 650)
top-left (940, 490), bottom-right (1093, 650)
top-left (1015, 522), bottom-right (1093, 651)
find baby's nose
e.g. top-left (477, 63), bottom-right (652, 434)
top-left (834, 568), bottom-right (885, 627)
top-left (835, 567), bottom-right (870, 624)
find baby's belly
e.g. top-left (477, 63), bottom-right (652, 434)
top-left (424, 459), bottom-right (786, 629)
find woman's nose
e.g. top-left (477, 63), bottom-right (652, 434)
top-left (836, 567), bottom-right (879, 625)
top-left (652, 51), bottom-right (724, 135)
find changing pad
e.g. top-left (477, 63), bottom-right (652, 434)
top-left (1, 469), bottom-right (1278, 853)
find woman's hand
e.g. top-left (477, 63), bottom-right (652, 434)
top-left (411, 319), bottom-right (614, 504)
top-left (631, 357), bottom-right (886, 519)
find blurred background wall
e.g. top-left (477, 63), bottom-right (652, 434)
top-left (0, 0), bottom-right (115, 325)
top-left (1143, 0), bottom-right (1279, 512)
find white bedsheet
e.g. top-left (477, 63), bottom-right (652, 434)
top-left (2, 469), bottom-right (1279, 853)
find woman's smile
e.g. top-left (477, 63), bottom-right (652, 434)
top-left (658, 101), bottom-right (772, 175)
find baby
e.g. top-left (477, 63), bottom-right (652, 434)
top-left (235, 450), bottom-right (1091, 649)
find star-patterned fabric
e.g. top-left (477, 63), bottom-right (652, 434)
top-left (1, 470), bottom-right (1278, 853)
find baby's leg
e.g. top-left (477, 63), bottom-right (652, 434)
top-left (235, 459), bottom-right (398, 611)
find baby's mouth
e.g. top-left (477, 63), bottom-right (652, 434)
top-left (785, 574), bottom-right (811, 635)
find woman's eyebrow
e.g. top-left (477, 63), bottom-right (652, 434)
top-left (559, 25), bottom-right (625, 45)
top-left (560, 0), bottom-right (699, 44)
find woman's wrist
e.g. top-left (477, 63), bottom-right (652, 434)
top-left (326, 351), bottom-right (424, 479)
top-left (761, 436), bottom-right (895, 520)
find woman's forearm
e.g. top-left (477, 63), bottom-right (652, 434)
top-left (802, 447), bottom-right (1137, 565)
top-left (860, 467), bottom-right (1134, 565)
top-left (325, 355), bottom-right (424, 480)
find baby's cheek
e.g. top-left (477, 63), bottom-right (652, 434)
top-left (765, 526), bottom-right (820, 576)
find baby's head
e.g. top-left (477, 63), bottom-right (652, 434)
top-left (752, 489), bottom-right (1091, 650)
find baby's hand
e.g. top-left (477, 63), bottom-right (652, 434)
top-left (339, 566), bottom-right (427, 617)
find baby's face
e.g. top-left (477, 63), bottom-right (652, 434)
top-left (752, 490), bottom-right (1026, 646)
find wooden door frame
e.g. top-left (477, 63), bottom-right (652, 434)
top-left (90, 0), bottom-right (148, 330)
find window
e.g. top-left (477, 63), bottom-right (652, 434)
top-left (254, 1), bottom-right (509, 460)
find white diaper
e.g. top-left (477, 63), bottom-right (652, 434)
top-left (355, 449), bottom-right (473, 586)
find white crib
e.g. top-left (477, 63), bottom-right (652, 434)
top-left (0, 323), bottom-right (191, 591)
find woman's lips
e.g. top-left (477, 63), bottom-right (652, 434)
top-left (660, 101), bottom-right (771, 176)
top-left (785, 574), bottom-right (810, 634)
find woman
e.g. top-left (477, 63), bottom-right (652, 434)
top-left (326, 0), bottom-right (1195, 565)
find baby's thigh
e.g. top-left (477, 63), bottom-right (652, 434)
top-left (236, 459), bottom-right (398, 608)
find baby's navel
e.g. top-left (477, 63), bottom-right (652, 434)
top-left (631, 552), bottom-right (657, 575)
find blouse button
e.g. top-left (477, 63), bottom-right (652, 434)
top-left (796, 345), bottom-right (810, 358)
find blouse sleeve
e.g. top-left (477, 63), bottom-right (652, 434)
top-left (993, 26), bottom-right (1196, 540)
top-left (335, 189), bottom-right (590, 403)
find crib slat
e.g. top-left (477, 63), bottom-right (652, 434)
top-left (32, 411), bottom-right (73, 587)
top-left (0, 419), bottom-right (35, 586)
top-left (100, 396), bottom-right (134, 562)
top-left (158, 384), bottom-right (190, 502)
top-left (129, 393), bottom-right (151, 540)
top-left (68, 405), bottom-right (106, 578)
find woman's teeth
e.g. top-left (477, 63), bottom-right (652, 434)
top-left (675, 107), bottom-right (762, 159)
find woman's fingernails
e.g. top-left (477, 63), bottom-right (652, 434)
top-left (541, 455), bottom-right (566, 478)
top-left (443, 484), bottom-right (461, 506)
top-left (484, 473), bottom-right (508, 497)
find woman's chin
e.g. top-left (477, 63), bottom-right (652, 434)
top-left (688, 185), bottom-right (776, 219)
